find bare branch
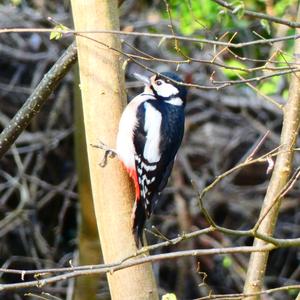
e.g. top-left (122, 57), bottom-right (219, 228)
top-left (0, 245), bottom-right (274, 291)
top-left (212, 0), bottom-right (300, 28)
top-left (197, 284), bottom-right (300, 299)
top-left (244, 5), bottom-right (300, 298)
top-left (0, 42), bottom-right (77, 159)
top-left (1, 28), bottom-right (300, 48)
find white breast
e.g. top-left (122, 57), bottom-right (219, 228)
top-left (116, 93), bottom-right (155, 169)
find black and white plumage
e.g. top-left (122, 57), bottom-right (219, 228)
top-left (116, 72), bottom-right (187, 246)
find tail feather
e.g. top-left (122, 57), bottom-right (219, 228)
top-left (132, 200), bottom-right (146, 247)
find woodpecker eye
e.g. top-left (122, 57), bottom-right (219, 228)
top-left (156, 80), bottom-right (163, 86)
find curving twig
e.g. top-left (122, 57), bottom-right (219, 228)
top-left (90, 141), bottom-right (117, 167)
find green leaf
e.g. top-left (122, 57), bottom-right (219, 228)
top-left (236, 6), bottom-right (245, 19)
top-left (274, 0), bottom-right (296, 16)
top-left (287, 288), bottom-right (299, 297)
top-left (222, 59), bottom-right (248, 79)
top-left (231, 0), bottom-right (245, 18)
top-left (232, 3), bottom-right (245, 19)
top-left (222, 256), bottom-right (232, 269)
top-left (10, 0), bottom-right (21, 6)
top-left (260, 19), bottom-right (271, 35)
top-left (283, 89), bottom-right (289, 101)
top-left (259, 76), bottom-right (280, 95)
top-left (259, 81), bottom-right (275, 95)
top-left (50, 31), bottom-right (59, 41)
top-left (217, 9), bottom-right (226, 22)
top-left (50, 24), bottom-right (69, 40)
top-left (164, 0), bottom-right (220, 34)
top-left (162, 293), bottom-right (177, 300)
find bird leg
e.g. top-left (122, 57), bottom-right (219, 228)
top-left (90, 141), bottom-right (117, 167)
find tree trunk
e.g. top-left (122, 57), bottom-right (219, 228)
top-left (71, 1), bottom-right (158, 299)
top-left (243, 5), bottom-right (300, 299)
top-left (73, 67), bottom-right (103, 300)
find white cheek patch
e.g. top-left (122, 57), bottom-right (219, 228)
top-left (156, 82), bottom-right (179, 98)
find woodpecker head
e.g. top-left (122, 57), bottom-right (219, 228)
top-left (134, 72), bottom-right (187, 103)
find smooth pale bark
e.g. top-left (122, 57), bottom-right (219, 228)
top-left (74, 67), bottom-right (102, 300)
top-left (71, 1), bottom-right (158, 299)
top-left (243, 5), bottom-right (300, 299)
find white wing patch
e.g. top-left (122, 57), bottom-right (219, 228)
top-left (143, 102), bottom-right (162, 163)
top-left (116, 94), bottom-right (155, 169)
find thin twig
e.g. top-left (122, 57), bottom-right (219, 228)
top-left (0, 245), bottom-right (274, 291)
top-left (196, 284), bottom-right (300, 299)
top-left (1, 28), bottom-right (300, 48)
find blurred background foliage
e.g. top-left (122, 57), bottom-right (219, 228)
top-left (165, 0), bottom-right (296, 33)
top-left (162, 0), bottom-right (297, 97)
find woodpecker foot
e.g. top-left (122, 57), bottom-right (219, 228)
top-left (90, 141), bottom-right (117, 167)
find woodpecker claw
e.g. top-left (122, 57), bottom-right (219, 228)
top-left (90, 141), bottom-right (117, 167)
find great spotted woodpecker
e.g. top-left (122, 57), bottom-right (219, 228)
top-left (116, 72), bottom-right (187, 246)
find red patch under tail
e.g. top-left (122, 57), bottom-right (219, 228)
top-left (121, 162), bottom-right (140, 200)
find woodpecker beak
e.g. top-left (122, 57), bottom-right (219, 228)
top-left (133, 73), bottom-right (150, 86)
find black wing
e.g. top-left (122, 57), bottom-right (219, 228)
top-left (132, 101), bottom-right (184, 246)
